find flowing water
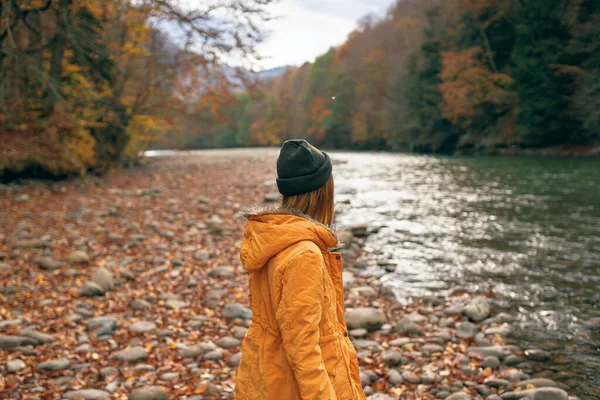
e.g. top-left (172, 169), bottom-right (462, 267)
top-left (332, 152), bottom-right (600, 398)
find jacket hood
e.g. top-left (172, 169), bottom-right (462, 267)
top-left (239, 205), bottom-right (340, 273)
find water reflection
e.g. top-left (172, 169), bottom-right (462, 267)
top-left (332, 152), bottom-right (600, 397)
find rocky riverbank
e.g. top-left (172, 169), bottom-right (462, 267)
top-left (0, 151), bottom-right (584, 399)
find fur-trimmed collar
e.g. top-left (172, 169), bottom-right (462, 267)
top-left (239, 205), bottom-right (343, 249)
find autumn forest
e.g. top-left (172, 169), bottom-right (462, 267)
top-left (1, 0), bottom-right (599, 179)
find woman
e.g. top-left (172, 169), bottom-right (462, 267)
top-left (235, 139), bottom-right (365, 400)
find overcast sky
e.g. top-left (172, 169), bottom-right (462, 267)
top-left (255, 0), bottom-right (394, 69)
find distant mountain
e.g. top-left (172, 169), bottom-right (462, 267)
top-left (255, 65), bottom-right (294, 80)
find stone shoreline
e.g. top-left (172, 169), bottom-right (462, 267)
top-left (0, 153), bottom-right (586, 399)
top-left (335, 225), bottom-right (581, 400)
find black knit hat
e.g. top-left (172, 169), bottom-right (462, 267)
top-left (276, 139), bottom-right (332, 196)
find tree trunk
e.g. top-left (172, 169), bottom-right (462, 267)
top-left (46, 0), bottom-right (71, 114)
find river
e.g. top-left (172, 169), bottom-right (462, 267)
top-left (332, 152), bottom-right (600, 398)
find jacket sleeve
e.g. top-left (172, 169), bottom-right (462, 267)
top-left (275, 250), bottom-right (337, 400)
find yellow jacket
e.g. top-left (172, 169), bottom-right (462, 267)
top-left (235, 206), bottom-right (366, 400)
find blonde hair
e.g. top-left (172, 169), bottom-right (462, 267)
top-left (282, 175), bottom-right (334, 226)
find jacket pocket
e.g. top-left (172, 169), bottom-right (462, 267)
top-left (319, 336), bottom-right (339, 382)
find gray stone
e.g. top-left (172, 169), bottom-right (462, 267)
top-left (500, 388), bottom-right (568, 400)
top-left (463, 296), bottom-right (490, 322)
top-left (352, 339), bottom-right (380, 349)
top-left (389, 337), bottom-right (411, 346)
top-left (485, 323), bottom-right (513, 336)
top-left (159, 372), bottom-right (179, 381)
top-left (505, 354), bottom-right (523, 366)
top-left (0, 262), bottom-right (10, 270)
top-left (475, 384), bottom-right (490, 396)
top-left (100, 366), bottom-right (118, 379)
top-left (15, 239), bottom-right (50, 248)
top-left (208, 267), bottom-right (235, 280)
top-left (349, 328), bottom-right (368, 338)
top-left (38, 358), bottom-right (70, 371)
top-left (112, 347), bottom-right (147, 362)
top-left (342, 271), bottom-right (355, 290)
top-left (405, 312), bottom-right (428, 324)
top-left (128, 321), bottom-right (157, 334)
top-left (22, 329), bottom-right (55, 344)
top-left (130, 299), bottom-right (152, 311)
top-left (64, 389), bottom-right (111, 399)
top-left (482, 355), bottom-right (501, 369)
top-left (370, 394), bottom-right (395, 400)
top-left (401, 370), bottom-right (420, 384)
top-left (436, 391), bottom-right (451, 399)
top-left (91, 268), bottom-right (114, 291)
top-left (35, 257), bottom-right (62, 270)
top-left (345, 307), bottom-right (386, 332)
top-left (467, 346), bottom-right (507, 359)
top-left (6, 359), bottom-right (26, 372)
top-left (233, 327), bottom-right (248, 339)
top-left (128, 386), bottom-right (168, 400)
top-left (165, 299), bottom-right (189, 309)
top-left (525, 349), bottom-right (551, 362)
top-left (264, 192), bottom-right (280, 203)
top-left (421, 372), bottom-right (436, 384)
top-left (443, 306), bottom-right (464, 316)
top-left (216, 336), bottom-right (241, 349)
top-left (75, 344), bottom-right (94, 353)
top-left (387, 369), bottom-right (403, 385)
top-left (193, 250), bottom-right (210, 262)
top-left (394, 317), bottom-right (421, 335)
top-left (203, 349), bottom-right (223, 361)
top-left (105, 381), bottom-right (119, 392)
top-left (79, 281), bottom-right (105, 297)
top-left (485, 378), bottom-right (511, 388)
top-left (516, 378), bottom-right (558, 388)
top-left (382, 350), bottom-right (403, 366)
top-left (228, 352), bottom-right (242, 366)
top-left (421, 343), bottom-right (444, 356)
top-left (446, 393), bottom-right (471, 400)
top-left (180, 342), bottom-right (217, 358)
top-left (133, 364), bottom-right (156, 372)
top-left (360, 371), bottom-right (371, 387)
top-left (350, 286), bottom-right (377, 298)
top-left (456, 321), bottom-right (479, 339)
top-left (67, 251), bottom-right (89, 264)
top-left (15, 194), bottom-right (30, 203)
top-left (222, 303), bottom-right (252, 319)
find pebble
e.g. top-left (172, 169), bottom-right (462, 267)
top-left (349, 328), bottom-right (368, 338)
top-left (401, 370), bottom-right (420, 384)
top-left (100, 366), bottom-right (118, 379)
top-left (525, 348), bottom-right (551, 361)
top-left (233, 327), bottom-right (248, 339)
top-left (467, 346), bottom-right (506, 359)
top-left (203, 349), bottom-right (223, 361)
top-left (67, 250), bottom-right (89, 264)
top-left (345, 307), bottom-right (386, 331)
top-left (476, 384), bottom-right (490, 395)
top-left (389, 337), bottom-right (411, 346)
top-left (228, 352), bottom-right (242, 366)
top-left (79, 281), bottom-right (105, 297)
top-left (382, 350), bottom-right (403, 366)
top-left (130, 299), bottom-right (152, 311)
top-left (463, 296), bottom-right (490, 322)
top-left (420, 343), bottom-right (444, 356)
top-left (387, 369), bottom-right (403, 385)
top-left (443, 306), bottom-right (463, 316)
top-left (91, 268), bottom-right (114, 291)
top-left (0, 262), bottom-right (10, 270)
top-left (370, 394), bottom-right (395, 400)
top-left (504, 354), bottom-right (523, 366)
top-left (75, 344), bottom-right (94, 353)
top-left (350, 286), bottom-right (377, 298)
top-left (22, 329), bottom-right (55, 344)
top-left (516, 378), bottom-right (558, 388)
top-left (128, 386), bottom-right (168, 400)
top-left (446, 393), bottom-right (470, 400)
top-left (159, 372), bottom-right (179, 381)
top-left (352, 339), bottom-right (380, 349)
top-left (216, 336), bottom-right (241, 349)
top-left (222, 303), bottom-right (252, 319)
top-left (421, 372), bottom-right (437, 384)
top-left (264, 192), bottom-right (280, 203)
top-left (485, 323), bottom-right (513, 336)
top-left (482, 355), bottom-right (501, 369)
top-left (15, 194), bottom-right (30, 203)
top-left (342, 271), bottom-right (355, 289)
top-left (63, 389), bottom-right (111, 399)
top-left (485, 378), bottom-right (511, 388)
top-left (112, 347), bottom-right (147, 362)
top-left (360, 371), bottom-right (371, 387)
top-left (15, 239), bottom-right (50, 248)
top-left (208, 267), bottom-right (235, 279)
top-left (133, 364), bottom-right (156, 372)
top-left (165, 299), bottom-right (189, 309)
top-left (128, 321), bottom-right (157, 334)
top-left (7, 359), bottom-right (26, 372)
top-left (456, 321), bottom-right (478, 339)
top-left (500, 387), bottom-right (568, 400)
top-left (394, 317), bottom-right (421, 335)
top-left (35, 256), bottom-right (62, 270)
top-left (38, 358), bottom-right (70, 371)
